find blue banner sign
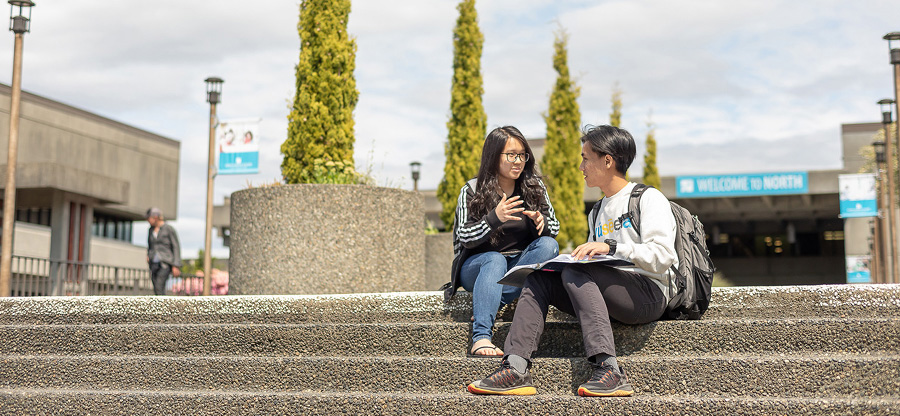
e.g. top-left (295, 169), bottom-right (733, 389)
top-left (676, 172), bottom-right (808, 198)
top-left (838, 173), bottom-right (877, 218)
top-left (846, 255), bottom-right (872, 284)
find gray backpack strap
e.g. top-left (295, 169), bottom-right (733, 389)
top-left (629, 184), bottom-right (650, 236)
top-left (588, 200), bottom-right (602, 241)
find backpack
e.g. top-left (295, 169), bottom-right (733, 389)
top-left (590, 184), bottom-right (715, 320)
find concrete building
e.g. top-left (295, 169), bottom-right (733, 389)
top-left (0, 84), bottom-right (180, 294)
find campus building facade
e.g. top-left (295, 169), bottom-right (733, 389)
top-left (0, 84), bottom-right (180, 294)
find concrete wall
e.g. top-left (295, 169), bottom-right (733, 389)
top-left (89, 237), bottom-right (147, 269)
top-left (11, 222), bottom-right (51, 258)
top-left (424, 233), bottom-right (453, 291)
top-left (0, 84), bottom-right (180, 220)
top-left (841, 123), bottom-right (880, 175)
top-left (10, 221), bottom-right (146, 269)
top-left (714, 257), bottom-right (845, 286)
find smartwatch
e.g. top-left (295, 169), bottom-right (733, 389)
top-left (604, 239), bottom-right (617, 256)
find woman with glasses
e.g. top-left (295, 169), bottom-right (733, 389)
top-left (444, 126), bottom-right (560, 357)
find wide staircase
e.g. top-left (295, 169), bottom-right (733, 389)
top-left (0, 284), bottom-right (898, 415)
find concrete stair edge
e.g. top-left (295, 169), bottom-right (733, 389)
top-left (1, 353), bottom-right (898, 398)
top-left (0, 318), bottom-right (896, 357)
top-left (0, 388), bottom-right (898, 416)
top-left (0, 284), bottom-right (897, 324)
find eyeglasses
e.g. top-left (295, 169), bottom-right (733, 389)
top-left (501, 153), bottom-right (530, 163)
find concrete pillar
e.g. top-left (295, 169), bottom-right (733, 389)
top-left (48, 191), bottom-right (93, 295)
top-left (843, 217), bottom-right (873, 284)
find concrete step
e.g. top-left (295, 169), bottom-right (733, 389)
top-left (0, 318), bottom-right (897, 357)
top-left (1, 388), bottom-right (898, 416)
top-left (1, 354), bottom-right (897, 398)
top-left (0, 285), bottom-right (897, 325)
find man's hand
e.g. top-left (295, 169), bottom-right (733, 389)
top-left (522, 210), bottom-right (544, 234)
top-left (570, 242), bottom-right (611, 260)
top-left (172, 266), bottom-right (181, 277)
top-left (494, 193), bottom-right (525, 222)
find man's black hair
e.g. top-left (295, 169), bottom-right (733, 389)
top-left (580, 125), bottom-right (636, 175)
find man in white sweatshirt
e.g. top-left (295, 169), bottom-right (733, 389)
top-left (467, 125), bottom-right (677, 397)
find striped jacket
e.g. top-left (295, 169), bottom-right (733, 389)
top-left (443, 178), bottom-right (560, 300)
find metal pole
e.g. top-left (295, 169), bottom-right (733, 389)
top-left (871, 218), bottom-right (881, 283)
top-left (875, 159), bottom-right (888, 284)
top-left (0, 32), bottom-right (24, 297)
top-left (203, 102), bottom-right (216, 296)
top-left (877, 136), bottom-right (890, 284)
top-left (892, 63), bottom-right (900, 284)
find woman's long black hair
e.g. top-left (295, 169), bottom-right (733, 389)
top-left (468, 126), bottom-right (545, 236)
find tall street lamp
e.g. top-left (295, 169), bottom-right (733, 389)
top-left (873, 138), bottom-right (887, 283)
top-left (878, 98), bottom-right (896, 284)
top-left (883, 31), bottom-right (900, 283)
top-left (410, 161), bottom-right (421, 192)
top-left (203, 77), bottom-right (223, 296)
top-left (0, 0), bottom-right (34, 297)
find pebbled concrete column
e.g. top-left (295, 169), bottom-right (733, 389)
top-left (229, 184), bottom-right (424, 294)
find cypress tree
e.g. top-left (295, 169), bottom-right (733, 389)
top-left (282, 0), bottom-right (359, 184)
top-left (541, 29), bottom-right (585, 249)
top-left (610, 82), bottom-right (623, 128)
top-left (642, 112), bottom-right (661, 188)
top-left (437, 0), bottom-right (486, 227)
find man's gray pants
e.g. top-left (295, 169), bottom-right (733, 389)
top-left (504, 263), bottom-right (667, 360)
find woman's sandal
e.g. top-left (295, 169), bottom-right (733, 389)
top-left (467, 344), bottom-right (503, 358)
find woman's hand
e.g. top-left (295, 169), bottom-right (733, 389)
top-left (522, 210), bottom-right (544, 234)
top-left (494, 193), bottom-right (524, 222)
top-left (570, 242), bottom-right (611, 260)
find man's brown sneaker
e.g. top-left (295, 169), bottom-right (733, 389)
top-left (577, 363), bottom-right (634, 397)
top-left (467, 360), bottom-right (536, 395)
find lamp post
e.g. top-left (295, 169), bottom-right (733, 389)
top-left (883, 31), bottom-right (900, 283)
top-left (873, 139), bottom-right (888, 283)
top-left (410, 161), bottom-right (421, 192)
top-left (203, 77), bottom-right (223, 296)
top-left (879, 98), bottom-right (896, 284)
top-left (0, 0), bottom-right (33, 297)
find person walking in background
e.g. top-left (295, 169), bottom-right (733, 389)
top-left (146, 207), bottom-right (182, 295)
top-left (444, 126), bottom-right (560, 358)
top-left (467, 125), bottom-right (677, 396)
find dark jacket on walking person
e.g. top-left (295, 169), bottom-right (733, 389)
top-left (146, 207), bottom-right (182, 295)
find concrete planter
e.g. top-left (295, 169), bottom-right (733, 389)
top-left (229, 184), bottom-right (424, 295)
top-left (424, 233), bottom-right (453, 291)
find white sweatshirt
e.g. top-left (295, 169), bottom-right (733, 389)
top-left (588, 182), bottom-right (678, 301)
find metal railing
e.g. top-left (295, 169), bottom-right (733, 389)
top-left (8, 255), bottom-right (202, 296)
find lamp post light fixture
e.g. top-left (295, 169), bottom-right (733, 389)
top-left (410, 161), bottom-right (421, 192)
top-left (0, 0), bottom-right (34, 297)
top-left (203, 77), bottom-right (223, 296)
top-left (873, 140), bottom-right (886, 165)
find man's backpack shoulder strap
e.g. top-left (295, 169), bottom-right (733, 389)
top-left (588, 200), bottom-right (602, 241)
top-left (628, 183), bottom-right (651, 236)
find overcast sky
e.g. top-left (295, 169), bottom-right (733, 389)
top-left (1, 0), bottom-right (897, 258)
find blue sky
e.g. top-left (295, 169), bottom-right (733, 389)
top-left (0, 0), bottom-right (897, 258)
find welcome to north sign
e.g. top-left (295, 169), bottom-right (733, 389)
top-left (676, 172), bottom-right (808, 198)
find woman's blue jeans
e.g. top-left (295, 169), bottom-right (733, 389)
top-left (459, 236), bottom-right (559, 344)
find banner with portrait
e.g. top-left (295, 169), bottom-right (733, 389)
top-left (216, 118), bottom-right (260, 175)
